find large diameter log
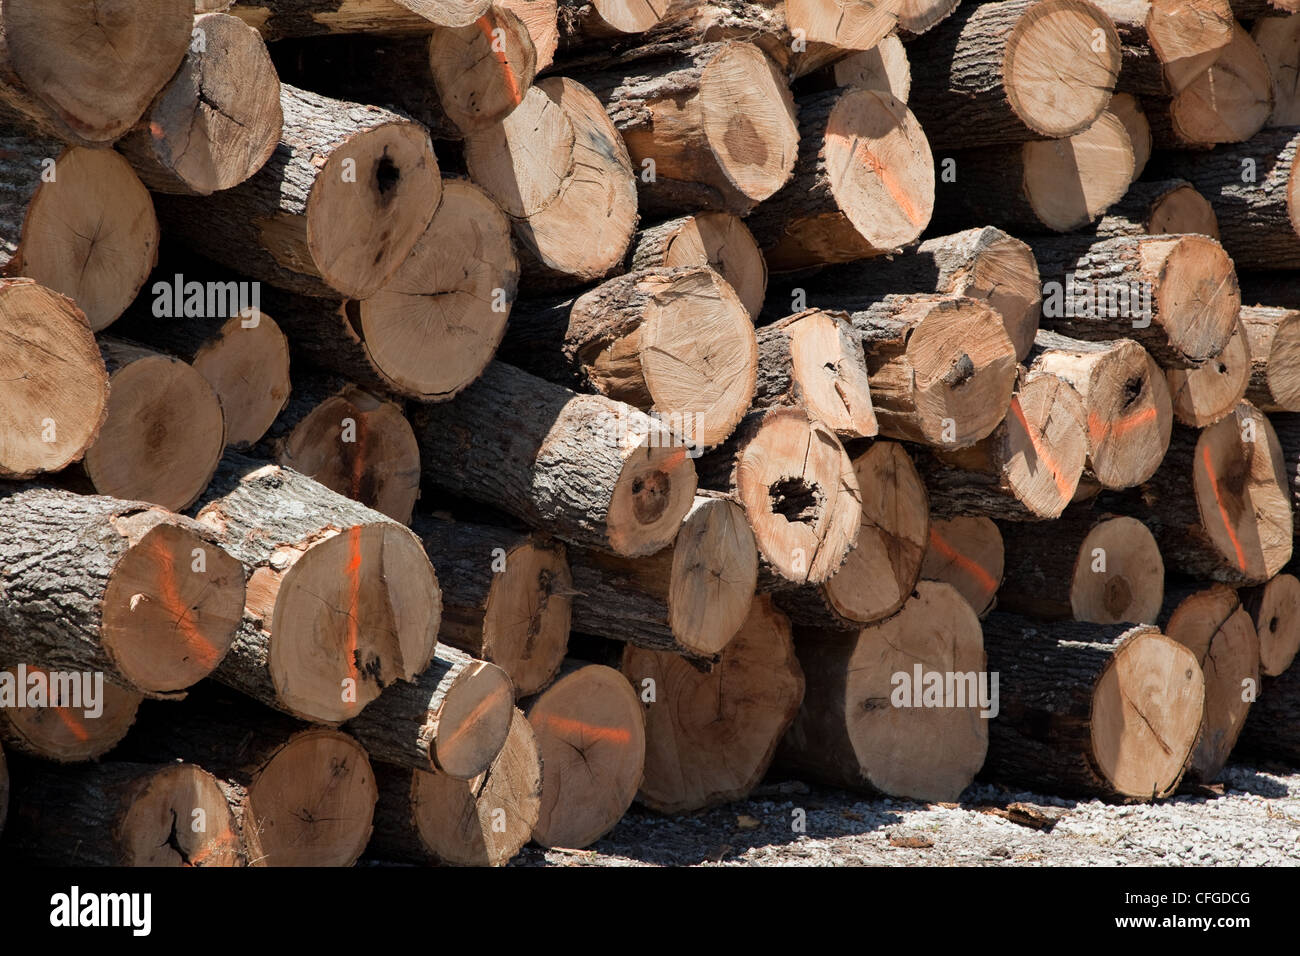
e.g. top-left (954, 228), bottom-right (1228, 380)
top-left (370, 707), bottom-right (541, 866)
top-left (778, 581), bottom-right (988, 802)
top-left (0, 279), bottom-right (107, 478)
top-left (568, 495), bottom-right (758, 658)
top-left (464, 77), bottom-right (637, 285)
top-left (1160, 583), bottom-right (1258, 783)
top-left (921, 516), bottom-right (1004, 617)
top-left (1236, 652), bottom-right (1300, 762)
top-left (155, 84), bottom-right (441, 299)
top-left (0, 666), bottom-right (141, 762)
top-left (1254, 14), bottom-right (1300, 126)
top-left (0, 132), bottom-right (160, 331)
top-left (905, 0), bottom-right (1121, 149)
top-left (524, 662), bottom-right (645, 849)
top-left (629, 213), bottom-right (767, 318)
top-left (412, 516), bottom-right (571, 697)
top-left (0, 488), bottom-right (246, 696)
top-left (1033, 233), bottom-right (1241, 370)
top-left (117, 13), bottom-right (282, 195)
top-left (195, 457), bottom-right (442, 723)
top-left (1028, 331), bottom-right (1173, 489)
top-left (82, 339), bottom-right (226, 512)
top-left (981, 615), bottom-right (1204, 799)
top-left (499, 266), bottom-right (758, 449)
top-left (746, 88), bottom-right (934, 271)
top-left (1165, 317), bottom-right (1250, 427)
top-left (233, 0), bottom-right (490, 33)
top-left (851, 294), bottom-right (1019, 448)
top-left (620, 595), bottom-right (804, 814)
top-left (753, 310), bottom-right (877, 441)
top-left (1242, 573), bottom-right (1300, 676)
top-left (1, 760), bottom-right (241, 866)
top-left (696, 406), bottom-right (861, 588)
top-left (1241, 306), bottom-right (1300, 412)
top-left (0, 0), bottom-right (193, 145)
top-left (1091, 178), bottom-right (1221, 239)
top-left (411, 362), bottom-right (698, 558)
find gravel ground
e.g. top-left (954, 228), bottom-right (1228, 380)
top-left (513, 762), bottom-right (1300, 866)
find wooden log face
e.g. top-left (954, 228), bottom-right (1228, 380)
top-left (921, 516), bottom-right (1004, 617)
top-left (634, 212), bottom-right (767, 317)
top-left (1241, 306), bottom-right (1300, 412)
top-left (1244, 573), bottom-right (1300, 677)
top-left (785, 0), bottom-right (898, 50)
top-left (1108, 93), bottom-right (1150, 180)
top-left (477, 539), bottom-right (572, 694)
top-left (1167, 24), bottom-right (1273, 146)
top-left (668, 496), bottom-right (758, 654)
top-left (1019, 112), bottom-right (1135, 231)
top-left (1146, 183), bottom-right (1220, 237)
top-left (1165, 317), bottom-right (1249, 427)
top-left (1070, 515), bottom-right (1164, 623)
top-left (429, 656), bottom-right (516, 779)
top-left (1255, 14), bottom-right (1300, 127)
top-left (191, 314), bottom-right (292, 448)
top-left (119, 764), bottom-right (243, 866)
top-left (0, 666), bottom-right (141, 762)
top-left (429, 8), bottom-right (536, 133)
top-left (895, 0), bottom-right (958, 34)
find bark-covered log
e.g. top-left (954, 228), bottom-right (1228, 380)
top-left (1090, 178), bottom-right (1221, 239)
top-left (232, 0), bottom-right (490, 34)
top-left (1093, 0), bottom-right (1234, 99)
top-left (629, 212), bottom-right (767, 317)
top-left (0, 666), bottom-right (141, 762)
top-left (1165, 317), bottom-right (1249, 426)
top-left (921, 515), bottom-right (1004, 617)
top-left (1241, 572), bottom-right (1300, 676)
top-left (1241, 306), bottom-right (1300, 411)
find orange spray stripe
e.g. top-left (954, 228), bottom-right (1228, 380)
top-left (853, 142), bottom-right (922, 226)
top-left (436, 682), bottom-right (510, 748)
top-left (344, 525), bottom-right (363, 691)
top-left (927, 527), bottom-right (998, 600)
top-left (1009, 396), bottom-right (1073, 500)
top-left (1201, 444), bottom-right (1247, 572)
top-left (185, 828), bottom-right (237, 867)
top-left (154, 540), bottom-right (221, 671)
top-left (1087, 406), bottom-right (1158, 447)
top-left (477, 16), bottom-right (521, 107)
top-left (541, 713), bottom-right (631, 745)
top-left (53, 705), bottom-right (91, 743)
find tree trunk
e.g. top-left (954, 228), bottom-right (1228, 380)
top-left (1241, 572), bottom-right (1300, 677)
top-left (1241, 306), bottom-right (1300, 411)
top-left (0, 666), bottom-right (141, 762)
top-left (629, 212), bottom-right (767, 317)
top-left (920, 516), bottom-right (1004, 618)
top-left (1090, 179), bottom-right (1221, 239)
top-left (232, 0), bottom-right (490, 34)
top-left (1165, 317), bottom-right (1249, 427)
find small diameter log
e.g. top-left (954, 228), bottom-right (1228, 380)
top-left (1027, 331), bottom-right (1173, 489)
top-left (500, 266), bottom-right (757, 449)
top-left (0, 279), bottom-right (107, 478)
top-left (620, 594), bottom-right (804, 814)
top-left (896, 0), bottom-right (959, 34)
top-left (981, 616), bottom-right (1204, 799)
top-left (370, 707), bottom-right (541, 866)
top-left (746, 88), bottom-right (934, 271)
top-left (1032, 233), bottom-right (1241, 370)
top-left (117, 13), bottom-right (282, 195)
top-left (1165, 317), bottom-right (1250, 427)
top-left (557, 0), bottom-right (669, 38)
top-left (1241, 306), bottom-right (1300, 411)
top-left (1091, 179), bottom-right (1221, 239)
top-left (500, 0), bottom-right (559, 71)
top-left (851, 294), bottom-right (1019, 448)
top-left (412, 516), bottom-right (571, 697)
top-left (776, 442), bottom-right (927, 627)
top-left (753, 310), bottom-right (877, 441)
top-left (933, 112), bottom-right (1135, 234)
top-left (463, 77), bottom-right (636, 285)
top-left (629, 212), bottom-right (767, 317)
top-left (1108, 93), bottom-right (1151, 180)
top-left (905, 0), bottom-right (1121, 149)
top-left (524, 662), bottom-right (645, 849)
top-left (83, 338), bottom-right (226, 512)
top-left (568, 495), bottom-right (759, 658)
top-left (0, 487), bottom-right (246, 696)
top-left (347, 645), bottom-right (514, 779)
top-left (1236, 657), bottom-right (1300, 764)
top-left (921, 516), bottom-right (1005, 617)
top-left (696, 406), bottom-right (861, 588)
top-left (919, 370), bottom-right (1090, 520)
top-left (0, 0), bottom-right (193, 145)
top-left (0, 666), bottom-right (141, 762)
top-left (778, 581), bottom-right (989, 802)
top-left (1160, 583), bottom-right (1259, 783)
top-left (233, 0), bottom-right (490, 33)
top-left (195, 457), bottom-right (442, 724)
top-left (1254, 14), bottom-right (1300, 126)
top-left (155, 84), bottom-right (441, 299)
top-left (412, 362), bottom-right (698, 557)
top-left (0, 131), bottom-right (160, 331)
top-left (823, 32), bottom-right (911, 100)
top-left (1, 761), bottom-right (241, 866)
top-left (1241, 573), bottom-right (1300, 676)
top-left (1139, 403), bottom-right (1292, 584)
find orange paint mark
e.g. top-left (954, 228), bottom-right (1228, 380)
top-left (1201, 444), bottom-right (1247, 572)
top-left (150, 121), bottom-right (166, 140)
top-left (541, 713), bottom-right (631, 746)
top-left (477, 16), bottom-right (521, 107)
top-left (437, 682), bottom-right (510, 748)
top-left (53, 705), bottom-right (91, 743)
top-left (1087, 406), bottom-right (1158, 447)
top-left (185, 827), bottom-right (237, 867)
top-left (344, 526), bottom-right (363, 693)
top-left (153, 539), bottom-right (221, 671)
top-left (1009, 395), bottom-right (1073, 501)
top-left (927, 527), bottom-right (998, 600)
top-left (853, 141), bottom-right (922, 227)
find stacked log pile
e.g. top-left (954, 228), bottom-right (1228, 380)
top-left (3, 0), bottom-right (1300, 868)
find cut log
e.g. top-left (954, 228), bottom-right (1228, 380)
top-left (1160, 583), bottom-right (1258, 783)
top-left (0, 760), bottom-right (241, 866)
top-left (1254, 14), bottom-right (1300, 126)
top-left (524, 662), bottom-right (645, 848)
top-left (557, 0), bottom-right (671, 38)
top-left (412, 362), bottom-right (698, 557)
top-left (463, 77), bottom-right (637, 285)
top-left (1091, 179), bottom-right (1220, 239)
top-left (896, 0), bottom-right (958, 34)
top-left (784, 0), bottom-right (900, 54)
top-left (753, 310), bottom-right (876, 441)
top-left (921, 515), bottom-right (1004, 617)
top-left (1241, 572), bottom-right (1300, 676)
top-left (1136, 403), bottom-right (1292, 584)
top-left (500, 0), bottom-right (559, 71)
top-left (0, 132), bottom-right (160, 331)
top-left (116, 13), bottom-right (283, 195)
top-left (1033, 233), bottom-right (1241, 370)
top-left (905, 0), bottom-right (1122, 149)
top-left (776, 441), bottom-right (928, 627)
top-left (918, 370), bottom-right (1090, 520)
top-left (154, 84), bottom-right (441, 299)
top-left (778, 581), bottom-right (988, 802)
top-left (620, 594), bottom-right (804, 813)
top-left (981, 615), bottom-right (1204, 799)
top-left (628, 213), bottom-right (767, 317)
top-left (195, 456), bottom-right (442, 723)
top-left (823, 32), bottom-right (911, 100)
top-left (0, 0), bottom-right (193, 144)
top-left (1165, 317), bottom-right (1250, 426)
top-left (0, 487), bottom-right (246, 696)
top-left (745, 88), bottom-right (934, 271)
top-left (1236, 656), bottom-right (1300, 764)
top-left (82, 338), bottom-right (226, 512)
top-left (499, 266), bottom-right (757, 449)
top-left (696, 406), bottom-right (861, 588)
top-left (1108, 93), bottom-right (1151, 180)
top-left (0, 279), bottom-right (108, 478)
top-left (369, 706), bottom-right (541, 865)
top-left (0, 666), bottom-right (141, 762)
top-left (233, 0), bottom-right (490, 34)
top-left (850, 294), bottom-right (1019, 448)
top-left (1241, 306), bottom-right (1300, 411)
top-left (1094, 0), bottom-right (1234, 99)
top-left (1027, 331), bottom-right (1173, 489)
top-left (567, 495), bottom-right (758, 658)
top-left (411, 516), bottom-right (571, 697)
